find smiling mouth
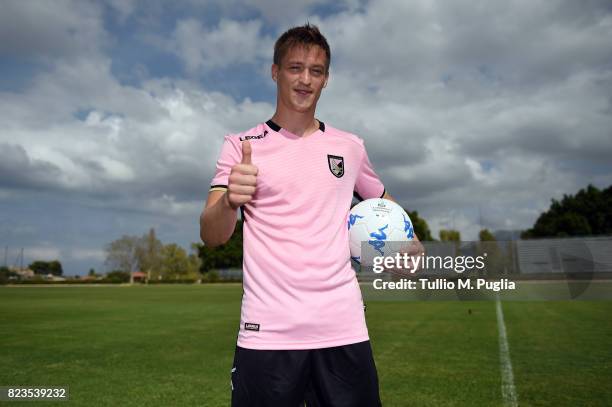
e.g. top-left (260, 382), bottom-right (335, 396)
top-left (294, 89), bottom-right (312, 96)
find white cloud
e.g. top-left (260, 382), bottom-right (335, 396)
top-left (312, 0), bottom-right (612, 238)
top-left (168, 18), bottom-right (272, 73)
top-left (320, 0), bottom-right (612, 88)
top-left (0, 55), bottom-right (274, 215)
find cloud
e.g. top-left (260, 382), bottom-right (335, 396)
top-left (167, 18), bottom-right (272, 73)
top-left (1, 0), bottom-right (611, 275)
top-left (311, 0), bottom-right (612, 237)
top-left (237, 0), bottom-right (328, 23)
top-left (69, 248), bottom-right (106, 261)
top-left (107, 0), bottom-right (139, 23)
top-left (320, 0), bottom-right (612, 87)
top-left (147, 194), bottom-right (203, 217)
top-left (0, 144), bottom-right (63, 190)
top-left (0, 0), bottom-right (107, 60)
top-left (0, 57), bottom-right (273, 211)
top-left (26, 246), bottom-right (62, 262)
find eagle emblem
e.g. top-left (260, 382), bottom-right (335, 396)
top-left (327, 154), bottom-right (344, 178)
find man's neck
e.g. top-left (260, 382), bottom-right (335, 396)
top-left (270, 110), bottom-right (319, 138)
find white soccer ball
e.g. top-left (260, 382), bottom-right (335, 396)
top-left (348, 198), bottom-right (414, 264)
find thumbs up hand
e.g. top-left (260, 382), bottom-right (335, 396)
top-left (225, 141), bottom-right (258, 210)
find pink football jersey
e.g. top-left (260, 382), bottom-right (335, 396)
top-left (210, 120), bottom-right (384, 350)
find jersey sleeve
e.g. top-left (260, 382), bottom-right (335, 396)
top-left (210, 135), bottom-right (240, 192)
top-left (354, 141), bottom-right (385, 201)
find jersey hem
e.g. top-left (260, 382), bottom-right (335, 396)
top-left (236, 334), bottom-right (370, 350)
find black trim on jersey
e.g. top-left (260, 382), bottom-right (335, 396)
top-left (265, 119), bottom-right (281, 132)
top-left (265, 119), bottom-right (325, 133)
top-left (240, 205), bottom-right (245, 221)
top-left (380, 188), bottom-right (386, 198)
top-left (210, 184), bottom-right (228, 190)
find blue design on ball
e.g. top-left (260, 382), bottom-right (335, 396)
top-left (403, 214), bottom-right (414, 239)
top-left (348, 214), bottom-right (364, 230)
top-left (368, 225), bottom-right (389, 256)
top-left (368, 240), bottom-right (386, 256)
top-left (369, 224), bottom-right (388, 240)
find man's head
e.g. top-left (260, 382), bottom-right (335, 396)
top-left (273, 24), bottom-right (331, 73)
top-left (272, 24), bottom-right (331, 114)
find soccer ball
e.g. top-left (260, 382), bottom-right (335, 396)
top-left (348, 198), bottom-right (414, 264)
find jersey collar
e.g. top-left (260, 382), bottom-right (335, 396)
top-left (266, 119), bottom-right (325, 133)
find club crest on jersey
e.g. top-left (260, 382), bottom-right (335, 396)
top-left (327, 154), bottom-right (344, 178)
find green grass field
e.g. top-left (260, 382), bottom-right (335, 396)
top-left (1, 284), bottom-right (611, 406)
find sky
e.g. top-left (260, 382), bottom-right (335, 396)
top-left (1, 0), bottom-right (611, 276)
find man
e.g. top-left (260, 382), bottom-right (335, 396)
top-left (200, 24), bottom-right (421, 406)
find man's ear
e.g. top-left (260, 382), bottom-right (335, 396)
top-left (271, 64), bottom-right (278, 82)
top-left (323, 73), bottom-right (329, 88)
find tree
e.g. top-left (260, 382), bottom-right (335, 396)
top-left (105, 229), bottom-right (202, 283)
top-left (198, 220), bottom-right (244, 272)
top-left (523, 184), bottom-right (612, 238)
top-left (136, 228), bottom-right (163, 281)
top-left (477, 229), bottom-right (509, 275)
top-left (104, 235), bottom-right (140, 283)
top-left (48, 261), bottom-right (63, 276)
top-left (28, 260), bottom-right (63, 276)
top-left (161, 243), bottom-right (189, 279)
top-left (403, 209), bottom-right (434, 241)
top-left (479, 229), bottom-right (496, 241)
top-left (439, 229), bottom-right (461, 242)
top-left (29, 261), bottom-right (48, 274)
top-left (187, 243), bottom-right (203, 280)
top-left (0, 266), bottom-right (16, 283)
top-left (106, 270), bottom-right (130, 283)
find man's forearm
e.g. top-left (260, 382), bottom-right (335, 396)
top-left (200, 193), bottom-right (239, 247)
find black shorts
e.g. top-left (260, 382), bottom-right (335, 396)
top-left (230, 340), bottom-right (382, 407)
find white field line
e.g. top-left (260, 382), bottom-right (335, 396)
top-left (496, 296), bottom-right (518, 407)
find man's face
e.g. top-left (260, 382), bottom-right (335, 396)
top-left (272, 45), bottom-right (329, 114)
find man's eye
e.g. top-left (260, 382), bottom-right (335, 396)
top-left (312, 70), bottom-right (323, 76)
top-left (290, 66), bottom-right (301, 71)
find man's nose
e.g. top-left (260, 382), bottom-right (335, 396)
top-left (299, 69), bottom-right (311, 84)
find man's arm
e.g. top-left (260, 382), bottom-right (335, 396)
top-left (200, 140), bottom-right (258, 247)
top-left (199, 190), bottom-right (238, 247)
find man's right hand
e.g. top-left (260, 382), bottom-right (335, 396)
top-left (225, 140), bottom-right (258, 210)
